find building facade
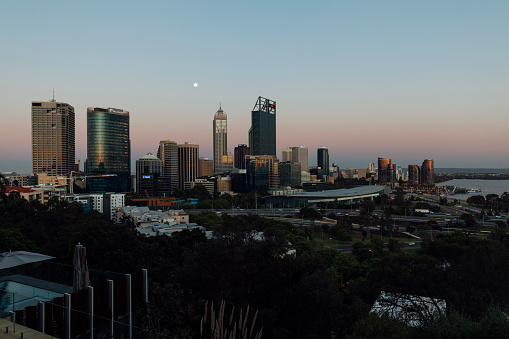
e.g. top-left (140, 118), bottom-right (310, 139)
top-left (86, 107), bottom-right (131, 193)
top-left (136, 153), bottom-right (169, 197)
top-left (248, 96), bottom-right (276, 156)
top-left (213, 105), bottom-right (229, 173)
top-left (377, 157), bottom-right (391, 183)
top-left (421, 159), bottom-right (434, 185)
top-left (408, 165), bottom-right (420, 185)
top-left (317, 146), bottom-right (329, 176)
top-left (157, 140), bottom-right (178, 193)
top-left (246, 155), bottom-right (280, 191)
top-left (290, 146), bottom-right (309, 171)
top-left (234, 144), bottom-right (250, 169)
top-left (32, 100), bottom-right (75, 177)
top-left (280, 162), bottom-right (302, 188)
top-left (198, 158), bottom-right (214, 177)
top-left (177, 142), bottom-right (199, 190)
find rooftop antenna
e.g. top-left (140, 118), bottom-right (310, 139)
top-left (50, 88), bottom-right (56, 102)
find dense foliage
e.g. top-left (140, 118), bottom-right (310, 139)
top-left (2, 181), bottom-right (509, 338)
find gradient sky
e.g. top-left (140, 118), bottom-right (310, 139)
top-left (1, 1), bottom-right (508, 174)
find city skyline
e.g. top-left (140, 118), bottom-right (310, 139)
top-left (1, 1), bottom-right (509, 173)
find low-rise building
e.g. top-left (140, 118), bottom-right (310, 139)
top-left (4, 186), bottom-right (44, 203)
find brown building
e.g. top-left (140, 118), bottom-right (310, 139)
top-left (177, 142), bottom-right (199, 190)
top-left (377, 157), bottom-right (391, 183)
top-left (32, 100), bottom-right (75, 176)
top-left (408, 165), bottom-right (420, 185)
top-left (421, 159), bottom-right (434, 185)
top-left (198, 158), bottom-right (213, 177)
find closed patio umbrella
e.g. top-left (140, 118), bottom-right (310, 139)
top-left (73, 243), bottom-right (90, 292)
top-left (0, 250), bottom-right (54, 269)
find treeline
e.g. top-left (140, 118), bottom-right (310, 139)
top-left (3, 193), bottom-right (509, 337)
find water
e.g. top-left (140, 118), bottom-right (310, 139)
top-left (437, 179), bottom-right (509, 200)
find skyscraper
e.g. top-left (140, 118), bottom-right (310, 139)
top-left (281, 148), bottom-right (292, 162)
top-left (290, 146), bottom-right (309, 171)
top-left (408, 164), bottom-right (420, 185)
top-left (31, 100), bottom-right (75, 176)
top-left (213, 105), bottom-right (229, 173)
top-left (136, 153), bottom-right (166, 197)
top-left (317, 146), bottom-right (329, 176)
top-left (157, 140), bottom-right (178, 193)
top-left (86, 107), bottom-right (130, 193)
top-left (248, 96), bottom-right (276, 156)
top-left (378, 157), bottom-right (391, 183)
top-left (246, 155), bottom-right (280, 191)
top-left (177, 142), bottom-right (199, 190)
top-left (421, 159), bottom-right (434, 185)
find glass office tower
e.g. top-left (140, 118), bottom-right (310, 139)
top-left (86, 107), bottom-right (131, 193)
top-left (248, 96), bottom-right (276, 156)
top-left (317, 146), bottom-right (329, 176)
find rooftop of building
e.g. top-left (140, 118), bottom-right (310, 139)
top-left (282, 185), bottom-right (387, 199)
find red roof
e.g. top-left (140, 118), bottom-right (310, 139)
top-left (5, 186), bottom-right (35, 194)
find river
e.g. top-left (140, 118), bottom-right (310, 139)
top-left (436, 179), bottom-right (509, 200)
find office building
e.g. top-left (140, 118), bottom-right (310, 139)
top-left (377, 157), bottom-right (391, 183)
top-left (246, 155), bottom-right (279, 191)
top-left (408, 165), bottom-right (420, 185)
top-left (86, 107), bottom-right (130, 193)
top-left (290, 146), bottom-right (308, 171)
top-left (213, 105), bottom-right (230, 173)
top-left (32, 100), bottom-right (75, 177)
top-left (198, 158), bottom-right (214, 177)
top-left (282, 148), bottom-right (292, 162)
top-left (280, 162), bottom-right (301, 188)
top-left (317, 146), bottom-right (329, 176)
top-left (136, 153), bottom-right (169, 197)
top-left (157, 140), bottom-right (178, 194)
top-left (248, 96), bottom-right (276, 156)
top-left (234, 144), bottom-right (250, 169)
top-left (177, 142), bottom-right (199, 190)
top-left (421, 159), bottom-right (434, 185)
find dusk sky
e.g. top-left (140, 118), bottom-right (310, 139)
top-left (1, 1), bottom-right (508, 174)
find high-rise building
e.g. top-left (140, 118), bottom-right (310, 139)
top-left (290, 146), bottom-right (309, 171)
top-left (157, 140), bottom-right (178, 193)
top-left (198, 157), bottom-right (214, 177)
top-left (282, 148), bottom-right (292, 162)
top-left (177, 142), bottom-right (199, 190)
top-left (136, 153), bottom-right (168, 197)
top-left (246, 155), bottom-right (280, 191)
top-left (32, 100), bottom-right (75, 176)
top-left (213, 105), bottom-right (229, 173)
top-left (377, 157), bottom-right (391, 183)
top-left (234, 144), bottom-right (250, 169)
top-left (421, 159), bottom-right (434, 185)
top-left (280, 162), bottom-right (301, 188)
top-left (317, 146), bottom-right (329, 176)
top-left (408, 165), bottom-right (420, 185)
top-left (368, 163), bottom-right (375, 173)
top-left (248, 96), bottom-right (276, 156)
top-left (86, 107), bottom-right (130, 193)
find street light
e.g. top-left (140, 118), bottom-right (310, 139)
top-left (369, 249), bottom-right (373, 259)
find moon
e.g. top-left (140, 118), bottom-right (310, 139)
top-left (194, 83), bottom-right (198, 87)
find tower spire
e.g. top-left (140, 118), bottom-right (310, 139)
top-left (50, 88), bottom-right (56, 102)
